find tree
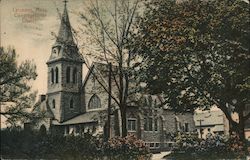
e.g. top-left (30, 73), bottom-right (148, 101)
top-left (131, 0), bottom-right (250, 141)
top-left (77, 0), bottom-right (140, 137)
top-left (0, 47), bottom-right (37, 126)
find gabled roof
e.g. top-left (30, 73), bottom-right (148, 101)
top-left (82, 62), bottom-right (167, 109)
top-left (82, 62), bottom-right (114, 88)
top-left (82, 62), bottom-right (96, 88)
top-left (32, 99), bottom-right (54, 118)
top-left (52, 111), bottom-right (100, 125)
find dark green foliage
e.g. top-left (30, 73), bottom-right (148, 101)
top-left (0, 129), bottom-right (151, 160)
top-left (0, 47), bottom-right (37, 126)
top-left (166, 133), bottom-right (249, 160)
top-left (131, 0), bottom-right (250, 140)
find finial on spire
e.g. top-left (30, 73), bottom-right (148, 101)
top-left (55, 0), bottom-right (75, 46)
top-left (63, 0), bottom-right (68, 6)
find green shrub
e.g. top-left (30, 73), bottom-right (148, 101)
top-left (104, 134), bottom-right (151, 160)
top-left (167, 132), bottom-right (249, 160)
top-left (1, 129), bottom-right (151, 160)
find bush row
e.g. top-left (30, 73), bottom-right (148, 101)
top-left (1, 129), bottom-right (151, 160)
top-left (166, 132), bottom-right (249, 160)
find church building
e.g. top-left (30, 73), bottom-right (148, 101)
top-left (27, 2), bottom-right (195, 150)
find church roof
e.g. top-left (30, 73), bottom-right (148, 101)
top-left (82, 62), bottom-right (168, 108)
top-left (55, 2), bottom-right (75, 46)
top-left (32, 99), bottom-right (54, 118)
top-left (52, 111), bottom-right (99, 125)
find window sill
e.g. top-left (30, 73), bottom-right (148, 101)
top-left (87, 108), bottom-right (104, 112)
top-left (128, 130), bottom-right (137, 132)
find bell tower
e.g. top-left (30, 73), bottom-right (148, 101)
top-left (46, 1), bottom-right (84, 122)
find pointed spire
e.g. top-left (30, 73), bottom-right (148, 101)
top-left (56, 0), bottom-right (75, 46)
top-left (48, 1), bottom-right (84, 64)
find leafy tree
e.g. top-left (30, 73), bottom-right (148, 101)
top-left (0, 47), bottom-right (37, 126)
top-left (77, 0), bottom-right (140, 137)
top-left (131, 0), bottom-right (250, 141)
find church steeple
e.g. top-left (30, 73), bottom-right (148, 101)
top-left (56, 0), bottom-right (75, 46)
top-left (47, 0), bottom-right (84, 64)
top-left (46, 1), bottom-right (84, 122)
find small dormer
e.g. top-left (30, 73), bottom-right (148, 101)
top-left (51, 46), bottom-right (61, 59)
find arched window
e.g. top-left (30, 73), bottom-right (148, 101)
top-left (154, 118), bottom-right (158, 131)
top-left (66, 67), bottom-right (71, 83)
top-left (144, 117), bottom-right (153, 131)
top-left (55, 67), bottom-right (59, 83)
top-left (39, 124), bottom-right (47, 136)
top-left (175, 116), bottom-right (180, 131)
top-left (148, 96), bottom-right (153, 107)
top-left (52, 99), bottom-right (56, 109)
top-left (140, 96), bottom-right (147, 107)
top-left (51, 68), bottom-right (54, 84)
top-left (73, 68), bottom-right (77, 83)
top-left (127, 114), bottom-right (137, 132)
top-left (179, 122), bottom-right (183, 131)
top-left (144, 115), bottom-right (156, 131)
top-left (70, 98), bottom-right (74, 109)
top-left (144, 118), bottom-right (148, 131)
top-left (88, 94), bottom-right (101, 109)
top-left (184, 123), bottom-right (189, 132)
top-left (148, 117), bottom-right (153, 131)
top-left (154, 99), bottom-right (157, 107)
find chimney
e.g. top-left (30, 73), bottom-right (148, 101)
top-left (39, 95), bottom-right (46, 102)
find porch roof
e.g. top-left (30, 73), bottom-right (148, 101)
top-left (52, 112), bottom-right (98, 125)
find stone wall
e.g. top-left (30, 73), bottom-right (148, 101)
top-left (47, 62), bottom-right (63, 94)
top-left (61, 92), bottom-right (82, 121)
top-left (126, 107), bottom-right (195, 145)
top-left (83, 70), bottom-right (118, 112)
top-left (47, 60), bottom-right (83, 122)
top-left (48, 92), bottom-right (62, 121)
top-left (81, 63), bottom-right (196, 150)
top-left (31, 118), bottom-right (52, 133)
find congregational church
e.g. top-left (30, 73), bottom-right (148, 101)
top-left (26, 2), bottom-right (195, 150)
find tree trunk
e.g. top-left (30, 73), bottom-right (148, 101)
top-left (107, 63), bottom-right (112, 139)
top-left (114, 109), bottom-right (120, 136)
top-left (238, 109), bottom-right (246, 142)
top-left (219, 104), bottom-right (245, 140)
top-left (229, 120), bottom-right (238, 135)
top-left (120, 106), bottom-right (127, 137)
